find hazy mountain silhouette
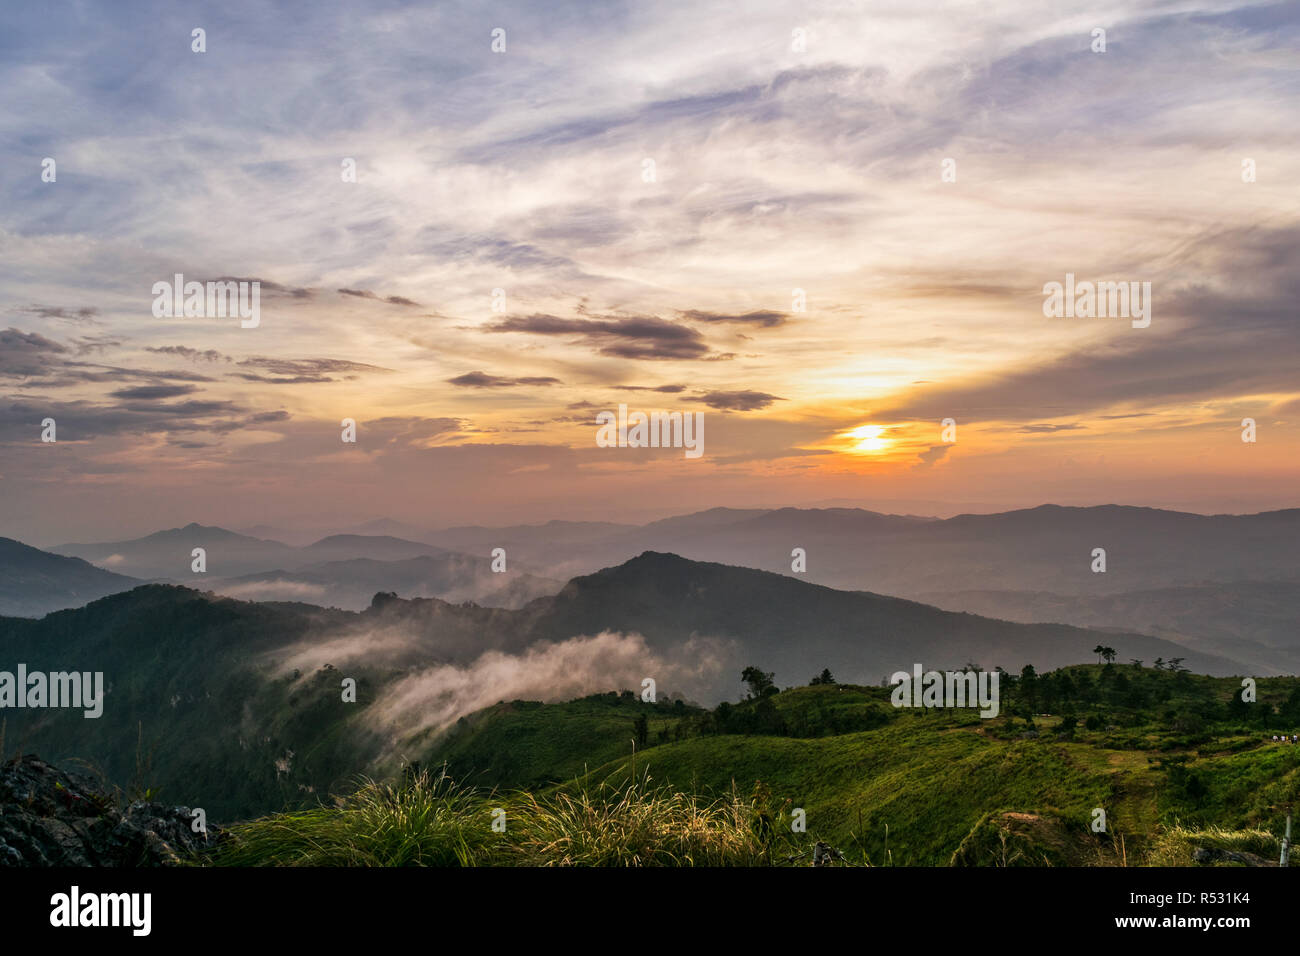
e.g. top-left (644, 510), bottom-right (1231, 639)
top-left (916, 581), bottom-right (1300, 674)
top-left (0, 537), bottom-right (143, 617)
top-left (511, 552), bottom-right (1249, 679)
top-left (212, 554), bottom-right (562, 610)
top-left (50, 525), bottom-right (449, 580)
top-left (418, 505), bottom-right (1300, 600)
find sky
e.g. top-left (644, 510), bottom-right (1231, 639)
top-left (1, 0), bottom-right (1297, 545)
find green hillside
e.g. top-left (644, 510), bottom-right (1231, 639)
top-left (403, 666), bottom-right (1300, 866)
top-left (428, 692), bottom-right (700, 790)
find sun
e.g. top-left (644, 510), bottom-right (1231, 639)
top-left (844, 424), bottom-right (892, 454)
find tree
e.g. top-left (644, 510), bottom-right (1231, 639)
top-left (809, 668), bottom-right (836, 686)
top-left (633, 713), bottom-right (649, 748)
top-left (1102, 647), bottom-right (1117, 664)
top-left (741, 666), bottom-right (777, 699)
top-left (1129, 659), bottom-right (1143, 669)
top-left (1018, 664), bottom-right (1039, 711)
top-left (1092, 644), bottom-right (1106, 665)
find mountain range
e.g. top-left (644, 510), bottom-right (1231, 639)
top-left (0, 550), bottom-right (1254, 818)
top-left (13, 504), bottom-right (1296, 673)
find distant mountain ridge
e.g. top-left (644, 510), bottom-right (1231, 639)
top-left (0, 537), bottom-right (142, 618)
top-left (49, 525), bottom-right (452, 579)
top-left (24, 504), bottom-right (1300, 670)
top-left (212, 554), bottom-right (562, 610)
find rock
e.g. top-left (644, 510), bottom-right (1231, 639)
top-left (1192, 845), bottom-right (1272, 866)
top-left (0, 754), bottom-right (220, 866)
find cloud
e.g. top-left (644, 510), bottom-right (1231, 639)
top-left (109, 384), bottom-right (201, 400)
top-left (697, 390), bottom-right (784, 411)
top-left (233, 356), bottom-right (393, 384)
top-left (145, 346), bottom-right (227, 363)
top-left (209, 277), bottom-right (312, 299)
top-left (447, 371), bottom-right (562, 388)
top-left (485, 314), bottom-right (714, 360)
top-left (679, 309), bottom-right (786, 328)
top-left (18, 306), bottom-right (99, 322)
top-left (915, 444), bottom-right (951, 469)
top-left (1018, 423), bottom-right (1084, 433)
top-left (338, 288), bottom-right (420, 307)
top-left (214, 579), bottom-right (330, 601)
top-left (0, 329), bottom-right (68, 377)
top-left (298, 630), bottom-right (737, 743)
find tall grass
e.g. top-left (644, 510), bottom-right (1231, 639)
top-left (210, 768), bottom-right (493, 866)
top-left (502, 777), bottom-right (774, 866)
top-left (207, 768), bottom-right (793, 867)
top-left (1145, 824), bottom-right (1279, 866)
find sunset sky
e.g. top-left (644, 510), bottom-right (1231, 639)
top-left (2, 0), bottom-right (1298, 545)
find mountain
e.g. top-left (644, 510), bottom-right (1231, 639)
top-left (50, 523), bottom-right (298, 579)
top-left (510, 552), bottom-right (1248, 682)
top-left (41, 506), bottom-right (1300, 671)
top-left (211, 554), bottom-right (562, 610)
top-left (915, 581), bottom-right (1300, 674)
top-left (424, 505), bottom-right (1300, 600)
top-left (422, 519), bottom-right (639, 577)
top-left (411, 505), bottom-right (1300, 668)
top-left (0, 537), bottom-right (142, 617)
top-left (0, 552), bottom-right (1250, 818)
top-left (295, 534), bottom-right (447, 564)
top-left (50, 525), bottom-right (451, 580)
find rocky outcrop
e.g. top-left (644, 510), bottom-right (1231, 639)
top-left (1192, 846), bottom-right (1274, 866)
top-left (0, 754), bottom-right (217, 866)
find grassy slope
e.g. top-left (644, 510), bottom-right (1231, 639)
top-left (429, 693), bottom-right (695, 791)
top-left (420, 673), bottom-right (1300, 865)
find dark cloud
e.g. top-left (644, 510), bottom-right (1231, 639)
top-left (876, 224), bottom-right (1300, 423)
top-left (486, 313), bottom-right (713, 360)
top-left (0, 395), bottom-right (289, 442)
top-left (338, 288), bottom-right (421, 307)
top-left (697, 390), bottom-right (784, 411)
top-left (679, 309), bottom-right (786, 328)
top-left (51, 365), bottom-right (218, 386)
top-left (0, 330), bottom-right (222, 388)
top-left (109, 384), bottom-right (201, 400)
top-left (232, 372), bottom-right (333, 385)
top-left (614, 384), bottom-right (687, 393)
top-left (233, 357), bottom-right (393, 384)
top-left (120, 400), bottom-right (237, 417)
top-left (0, 328), bottom-right (69, 377)
top-left (208, 277), bottom-right (312, 299)
top-left (447, 371), bottom-right (561, 388)
top-left (207, 410), bottom-right (292, 434)
top-left (70, 335), bottom-right (120, 355)
top-left (145, 345), bottom-right (227, 363)
top-left (19, 306), bottom-right (99, 322)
